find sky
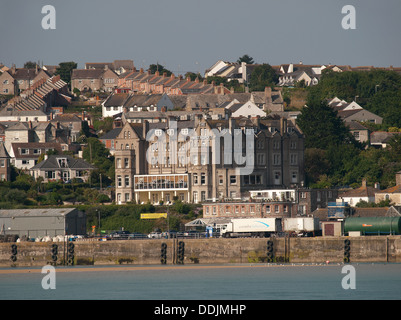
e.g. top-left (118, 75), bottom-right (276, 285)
top-left (1, 0), bottom-right (401, 74)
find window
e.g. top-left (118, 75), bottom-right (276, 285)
top-left (125, 193), bottom-right (130, 202)
top-left (116, 158), bottom-right (121, 168)
top-left (257, 153), bottom-right (265, 165)
top-left (0, 160), bottom-right (4, 167)
top-left (193, 173), bottom-right (198, 185)
top-left (230, 175), bottom-right (237, 185)
top-left (21, 149), bottom-right (28, 155)
top-left (125, 176), bottom-right (130, 187)
top-left (200, 154), bottom-right (207, 165)
top-left (290, 154), bottom-right (298, 165)
top-left (290, 141), bottom-right (297, 149)
top-left (117, 175), bottom-right (122, 187)
top-left (3, 80), bottom-right (8, 84)
top-left (45, 171), bottom-right (55, 179)
top-left (124, 158), bottom-right (129, 168)
top-left (274, 171), bottom-right (281, 185)
top-left (201, 191), bottom-right (206, 202)
top-left (201, 173), bottom-right (206, 185)
top-left (192, 155), bottom-right (198, 165)
top-left (273, 154), bottom-right (281, 165)
top-left (57, 158), bottom-right (67, 167)
top-left (266, 205), bottom-right (271, 213)
top-left (291, 171), bottom-right (298, 183)
top-left (193, 191), bottom-right (198, 203)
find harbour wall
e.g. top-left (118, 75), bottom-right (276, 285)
top-left (1, 236), bottom-right (401, 267)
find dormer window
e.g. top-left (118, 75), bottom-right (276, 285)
top-left (57, 158), bottom-right (67, 168)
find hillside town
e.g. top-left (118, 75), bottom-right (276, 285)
top-left (1, 57), bottom-right (401, 240)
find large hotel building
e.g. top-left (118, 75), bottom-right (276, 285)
top-left (114, 114), bottom-right (304, 205)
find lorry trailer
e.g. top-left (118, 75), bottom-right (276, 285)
top-left (221, 218), bottom-right (282, 238)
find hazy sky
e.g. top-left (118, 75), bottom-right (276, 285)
top-left (1, 0), bottom-right (400, 74)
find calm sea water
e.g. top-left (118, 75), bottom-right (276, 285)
top-left (0, 263), bottom-right (400, 300)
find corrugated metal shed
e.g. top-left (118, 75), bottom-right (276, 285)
top-left (0, 208), bottom-right (86, 239)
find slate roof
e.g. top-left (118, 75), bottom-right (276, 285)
top-left (346, 122), bottom-right (369, 131)
top-left (0, 142), bottom-right (10, 158)
top-left (339, 185), bottom-right (379, 198)
top-left (11, 142), bottom-right (62, 159)
top-left (2, 76), bottom-right (68, 112)
top-left (99, 127), bottom-right (122, 140)
top-left (71, 69), bottom-right (104, 79)
top-left (30, 155), bottom-right (94, 170)
top-left (0, 208), bottom-right (78, 218)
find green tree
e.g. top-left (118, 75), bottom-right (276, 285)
top-left (55, 61), bottom-right (77, 85)
top-left (248, 64), bottom-right (278, 91)
top-left (307, 69), bottom-right (401, 127)
top-left (83, 137), bottom-right (114, 183)
top-left (237, 54), bottom-right (254, 64)
top-left (5, 189), bottom-right (27, 204)
top-left (24, 61), bottom-right (38, 69)
top-left (185, 72), bottom-right (203, 81)
top-left (296, 101), bottom-right (357, 149)
top-left (148, 64), bottom-right (172, 76)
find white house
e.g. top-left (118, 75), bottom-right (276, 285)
top-left (337, 179), bottom-right (380, 207)
top-left (101, 92), bottom-right (130, 118)
top-left (226, 100), bottom-right (266, 118)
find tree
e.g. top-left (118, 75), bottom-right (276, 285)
top-left (296, 101), bottom-right (357, 149)
top-left (307, 69), bottom-right (401, 127)
top-left (248, 64), bottom-right (278, 91)
top-left (148, 64), bottom-right (172, 77)
top-left (237, 54), bottom-right (254, 64)
top-left (24, 61), bottom-right (38, 69)
top-left (83, 137), bottom-right (114, 183)
top-left (185, 72), bottom-right (203, 81)
top-left (55, 61), bottom-right (77, 85)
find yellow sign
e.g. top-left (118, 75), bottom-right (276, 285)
top-left (140, 213), bottom-right (168, 219)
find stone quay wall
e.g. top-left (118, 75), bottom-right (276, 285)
top-left (1, 236), bottom-right (400, 267)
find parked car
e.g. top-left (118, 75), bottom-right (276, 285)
top-left (148, 232), bottom-right (162, 239)
top-left (128, 232), bottom-right (148, 239)
top-left (110, 231), bottom-right (131, 239)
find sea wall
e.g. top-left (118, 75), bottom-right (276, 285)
top-left (1, 236), bottom-right (401, 267)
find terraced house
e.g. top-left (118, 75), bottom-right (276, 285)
top-left (113, 114), bottom-right (304, 205)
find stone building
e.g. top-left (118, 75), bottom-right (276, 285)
top-left (113, 114), bottom-right (305, 204)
